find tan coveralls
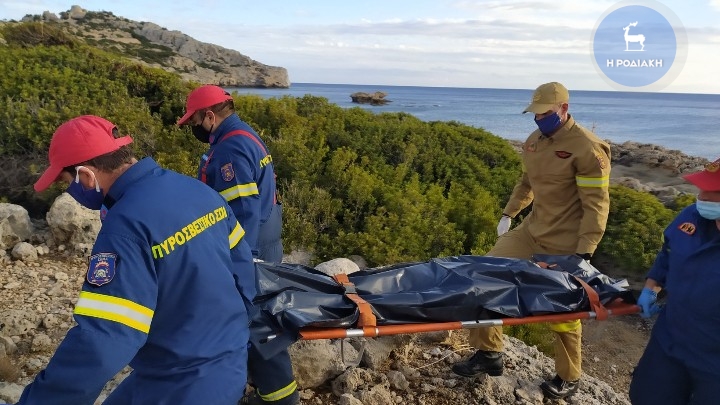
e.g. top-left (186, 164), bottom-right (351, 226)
top-left (469, 115), bottom-right (611, 381)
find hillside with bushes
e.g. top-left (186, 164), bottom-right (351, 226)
top-left (0, 21), bottom-right (693, 274)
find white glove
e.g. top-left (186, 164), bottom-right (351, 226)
top-left (497, 215), bottom-right (511, 236)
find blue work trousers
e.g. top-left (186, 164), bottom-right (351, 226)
top-left (629, 332), bottom-right (720, 405)
top-left (257, 204), bottom-right (283, 263)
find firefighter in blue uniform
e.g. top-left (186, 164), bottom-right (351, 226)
top-left (23, 115), bottom-right (255, 404)
top-left (178, 86), bottom-right (298, 405)
top-left (630, 158), bottom-right (720, 404)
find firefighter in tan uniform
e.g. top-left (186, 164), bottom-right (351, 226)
top-left (452, 82), bottom-right (611, 400)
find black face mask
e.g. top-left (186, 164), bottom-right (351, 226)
top-left (191, 125), bottom-right (211, 143)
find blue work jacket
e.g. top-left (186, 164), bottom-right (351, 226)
top-left (18, 158), bottom-right (255, 404)
top-left (647, 204), bottom-right (720, 375)
top-left (198, 114), bottom-right (279, 258)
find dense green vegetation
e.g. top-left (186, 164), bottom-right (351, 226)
top-left (1, 20), bottom-right (699, 354)
top-left (0, 22), bottom-right (196, 214)
top-left (0, 22), bottom-right (693, 278)
top-left (599, 186), bottom-right (676, 273)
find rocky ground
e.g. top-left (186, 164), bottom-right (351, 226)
top-left (0, 252), bottom-right (643, 405)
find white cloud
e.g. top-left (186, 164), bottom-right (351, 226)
top-left (711, 0), bottom-right (720, 11)
top-left (167, 17), bottom-right (615, 90)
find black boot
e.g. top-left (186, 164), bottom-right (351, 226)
top-left (540, 374), bottom-right (579, 399)
top-left (240, 390), bottom-right (299, 405)
top-left (451, 350), bottom-right (504, 377)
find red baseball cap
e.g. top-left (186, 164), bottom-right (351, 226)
top-left (683, 158), bottom-right (720, 192)
top-left (177, 85), bottom-right (234, 126)
top-left (34, 115), bottom-right (133, 192)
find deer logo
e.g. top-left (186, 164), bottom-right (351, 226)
top-left (623, 21), bottom-right (645, 51)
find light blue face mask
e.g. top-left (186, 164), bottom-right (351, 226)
top-left (696, 199), bottom-right (720, 220)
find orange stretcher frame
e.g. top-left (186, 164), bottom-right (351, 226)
top-left (293, 272), bottom-right (640, 341)
top-left (299, 299), bottom-right (640, 340)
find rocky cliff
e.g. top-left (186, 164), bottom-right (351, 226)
top-left (22, 5), bottom-right (289, 87)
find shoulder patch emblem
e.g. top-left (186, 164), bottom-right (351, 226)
top-left (555, 151), bottom-right (572, 159)
top-left (678, 222), bottom-right (696, 235)
top-left (221, 163), bottom-right (235, 182)
top-left (595, 152), bottom-right (608, 170)
top-left (87, 253), bottom-right (117, 287)
top-left (525, 142), bottom-right (537, 152)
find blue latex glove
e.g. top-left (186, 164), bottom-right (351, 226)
top-left (637, 287), bottom-right (661, 318)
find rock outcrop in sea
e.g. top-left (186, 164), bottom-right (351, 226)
top-left (350, 92), bottom-right (391, 105)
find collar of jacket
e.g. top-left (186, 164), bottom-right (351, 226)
top-left (104, 157), bottom-right (159, 209)
top-left (209, 114), bottom-right (243, 145)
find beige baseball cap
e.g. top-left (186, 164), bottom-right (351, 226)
top-left (522, 82), bottom-right (569, 114)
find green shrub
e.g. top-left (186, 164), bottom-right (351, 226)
top-left (671, 193), bottom-right (696, 213)
top-left (2, 22), bottom-right (79, 48)
top-left (505, 324), bottom-right (554, 355)
top-left (0, 21), bottom-right (695, 354)
top-left (0, 22), bottom-right (686, 278)
top-left (0, 27), bottom-right (194, 215)
top-left (596, 185), bottom-right (676, 274)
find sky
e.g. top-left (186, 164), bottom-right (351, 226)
top-left (1, 1), bottom-right (719, 94)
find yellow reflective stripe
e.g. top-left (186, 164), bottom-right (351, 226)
top-left (74, 291), bottom-right (153, 334)
top-left (229, 221), bottom-right (246, 249)
top-left (220, 183), bottom-right (259, 202)
top-left (575, 175), bottom-right (609, 188)
top-left (548, 319), bottom-right (581, 332)
top-left (259, 380), bottom-right (298, 402)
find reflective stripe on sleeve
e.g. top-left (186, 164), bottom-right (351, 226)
top-left (229, 221), bottom-right (246, 249)
top-left (575, 175), bottom-right (609, 188)
top-left (74, 291), bottom-right (154, 334)
top-left (219, 183), bottom-right (259, 202)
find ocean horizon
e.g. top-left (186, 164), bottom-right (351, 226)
top-left (229, 83), bottom-right (720, 161)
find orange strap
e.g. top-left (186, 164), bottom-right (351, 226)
top-left (535, 262), bottom-right (609, 321)
top-left (571, 275), bottom-right (609, 321)
top-left (333, 273), bottom-right (377, 332)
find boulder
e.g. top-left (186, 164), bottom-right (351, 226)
top-left (11, 242), bottom-right (37, 262)
top-left (46, 193), bottom-right (101, 249)
top-left (283, 249), bottom-right (313, 266)
top-left (289, 340), bottom-right (358, 388)
top-left (0, 203), bottom-right (33, 250)
top-left (68, 5), bottom-right (87, 20)
top-left (314, 258), bottom-right (361, 277)
top-left (42, 11), bottom-right (59, 21)
top-left (350, 92), bottom-right (390, 106)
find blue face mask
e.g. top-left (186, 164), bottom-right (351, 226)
top-left (535, 111), bottom-right (563, 136)
top-left (66, 166), bottom-right (105, 210)
top-left (696, 199), bottom-right (720, 220)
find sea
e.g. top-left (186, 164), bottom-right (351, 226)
top-left (228, 83), bottom-right (720, 161)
